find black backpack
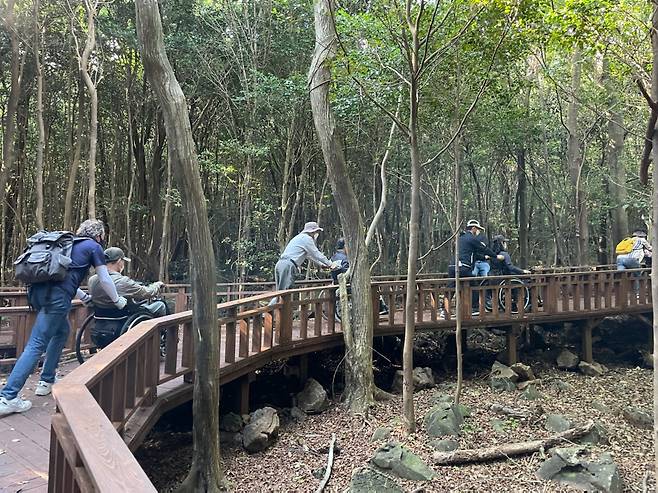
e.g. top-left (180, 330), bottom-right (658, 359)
top-left (14, 231), bottom-right (81, 284)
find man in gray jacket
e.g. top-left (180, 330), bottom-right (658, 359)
top-left (88, 247), bottom-right (167, 316)
top-left (269, 222), bottom-right (340, 304)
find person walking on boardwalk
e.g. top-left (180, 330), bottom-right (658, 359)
top-left (270, 222), bottom-right (340, 305)
top-left (0, 220), bottom-right (127, 416)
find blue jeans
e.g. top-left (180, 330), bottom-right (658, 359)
top-left (1, 285), bottom-right (72, 400)
top-left (617, 255), bottom-right (641, 292)
top-left (473, 260), bottom-right (490, 277)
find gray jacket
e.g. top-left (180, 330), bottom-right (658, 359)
top-left (89, 271), bottom-right (161, 308)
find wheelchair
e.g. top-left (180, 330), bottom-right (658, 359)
top-left (480, 275), bottom-right (542, 313)
top-left (75, 299), bottom-right (170, 364)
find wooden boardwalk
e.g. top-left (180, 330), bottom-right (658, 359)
top-left (0, 360), bottom-right (81, 493)
top-left (0, 268), bottom-right (651, 492)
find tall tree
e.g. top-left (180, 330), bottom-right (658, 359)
top-left (309, 0), bottom-right (376, 412)
top-left (74, 0), bottom-right (100, 219)
top-left (33, 0), bottom-right (45, 230)
top-left (135, 0), bottom-right (224, 491)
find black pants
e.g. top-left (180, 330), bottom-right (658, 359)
top-left (448, 264), bottom-right (480, 310)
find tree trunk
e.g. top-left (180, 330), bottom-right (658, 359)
top-left (135, 1), bottom-right (224, 491)
top-left (603, 57), bottom-right (628, 247)
top-left (566, 48), bottom-right (588, 265)
top-left (80, 0), bottom-right (98, 219)
top-left (650, 1), bottom-right (658, 477)
top-left (402, 2), bottom-right (422, 433)
top-left (159, 154), bottom-right (173, 282)
top-left (516, 148), bottom-right (528, 267)
top-left (309, 0), bottom-right (375, 413)
top-left (64, 80), bottom-right (85, 230)
top-left (33, 0), bottom-right (45, 230)
top-left (1, 0), bottom-right (22, 235)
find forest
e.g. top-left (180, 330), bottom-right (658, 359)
top-left (0, 0), bottom-right (652, 284)
top-left (1, 0), bottom-right (658, 491)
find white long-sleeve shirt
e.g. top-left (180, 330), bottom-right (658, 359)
top-left (280, 233), bottom-right (332, 268)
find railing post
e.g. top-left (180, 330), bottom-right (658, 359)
top-left (279, 292), bottom-right (293, 345)
top-left (372, 285), bottom-right (379, 332)
top-left (174, 287), bottom-right (187, 313)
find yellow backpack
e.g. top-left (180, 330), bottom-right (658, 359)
top-left (615, 237), bottom-right (637, 255)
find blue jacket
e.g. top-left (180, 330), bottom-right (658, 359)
top-left (458, 231), bottom-right (496, 268)
top-left (330, 250), bottom-right (349, 283)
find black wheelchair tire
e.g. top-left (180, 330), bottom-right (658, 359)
top-left (75, 314), bottom-right (96, 365)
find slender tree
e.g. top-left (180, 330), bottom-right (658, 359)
top-left (309, 0), bottom-right (376, 412)
top-left (33, 0), bottom-right (45, 230)
top-left (135, 0), bottom-right (224, 491)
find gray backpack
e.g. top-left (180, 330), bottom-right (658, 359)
top-left (14, 231), bottom-right (80, 284)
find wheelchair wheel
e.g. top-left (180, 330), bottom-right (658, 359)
top-left (120, 311), bottom-right (154, 335)
top-left (497, 279), bottom-right (530, 313)
top-left (75, 314), bottom-right (96, 365)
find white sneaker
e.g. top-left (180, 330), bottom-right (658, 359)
top-left (0, 396), bottom-right (32, 416)
top-left (35, 379), bottom-right (58, 396)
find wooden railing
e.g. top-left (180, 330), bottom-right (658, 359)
top-left (45, 267), bottom-right (650, 491)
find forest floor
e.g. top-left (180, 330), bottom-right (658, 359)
top-left (138, 337), bottom-right (654, 492)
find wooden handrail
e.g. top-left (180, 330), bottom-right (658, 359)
top-left (47, 267), bottom-right (651, 492)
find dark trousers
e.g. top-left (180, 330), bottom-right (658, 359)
top-left (448, 264), bottom-right (480, 310)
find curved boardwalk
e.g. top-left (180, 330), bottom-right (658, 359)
top-left (0, 267), bottom-right (651, 492)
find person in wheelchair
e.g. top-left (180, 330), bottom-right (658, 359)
top-left (87, 247), bottom-right (166, 348)
top-left (331, 238), bottom-right (388, 315)
top-left (489, 236), bottom-right (530, 277)
top-left (488, 235), bottom-right (531, 313)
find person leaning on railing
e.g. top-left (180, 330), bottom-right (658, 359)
top-left (88, 247), bottom-right (166, 317)
top-left (616, 229), bottom-right (652, 271)
top-left (0, 220), bottom-right (128, 417)
top-left (269, 222), bottom-right (341, 305)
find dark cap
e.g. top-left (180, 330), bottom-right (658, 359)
top-left (633, 230), bottom-right (648, 238)
top-left (336, 238), bottom-right (345, 250)
top-left (104, 247), bottom-right (131, 263)
top-left (493, 234), bottom-right (510, 242)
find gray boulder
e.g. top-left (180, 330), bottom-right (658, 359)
top-left (296, 378), bottom-right (329, 414)
top-left (219, 412), bottom-right (243, 433)
top-left (536, 447), bottom-right (622, 493)
top-left (521, 384), bottom-right (541, 401)
top-left (578, 422), bottom-right (608, 446)
top-left (510, 363), bottom-right (535, 382)
top-left (349, 467), bottom-right (403, 493)
top-left (219, 431), bottom-right (243, 446)
top-left (430, 439), bottom-right (459, 452)
top-left (551, 379), bottom-right (574, 393)
top-left (557, 349), bottom-right (580, 370)
top-left (545, 414), bottom-right (572, 433)
top-left (578, 361), bottom-right (607, 377)
top-left (391, 368), bottom-right (435, 393)
top-left (413, 367), bottom-right (435, 389)
top-left (592, 400), bottom-right (613, 414)
top-left (490, 361), bottom-right (518, 392)
top-left (371, 442), bottom-right (435, 481)
top-left (242, 407), bottom-right (279, 453)
top-left (424, 401), bottom-right (464, 437)
top-left (371, 427), bottom-right (392, 442)
top-left (622, 407), bottom-right (652, 430)
top-left (289, 406), bottom-right (306, 423)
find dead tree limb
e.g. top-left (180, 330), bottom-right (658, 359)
top-left (638, 79), bottom-right (658, 185)
top-left (433, 421), bottom-right (594, 465)
top-left (489, 403), bottom-right (533, 419)
top-left (315, 433), bottom-right (336, 493)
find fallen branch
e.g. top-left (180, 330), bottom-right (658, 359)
top-left (433, 421), bottom-right (595, 465)
top-left (490, 403), bottom-right (533, 419)
top-left (315, 433), bottom-right (336, 493)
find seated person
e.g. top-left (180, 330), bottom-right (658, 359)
top-left (330, 238), bottom-right (349, 284)
top-left (490, 235), bottom-right (531, 276)
top-left (88, 247), bottom-right (166, 317)
top-left (330, 238), bottom-right (388, 315)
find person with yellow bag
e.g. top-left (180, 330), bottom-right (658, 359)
top-left (615, 229), bottom-right (652, 271)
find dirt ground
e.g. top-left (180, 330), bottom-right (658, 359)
top-left (137, 357), bottom-right (654, 492)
